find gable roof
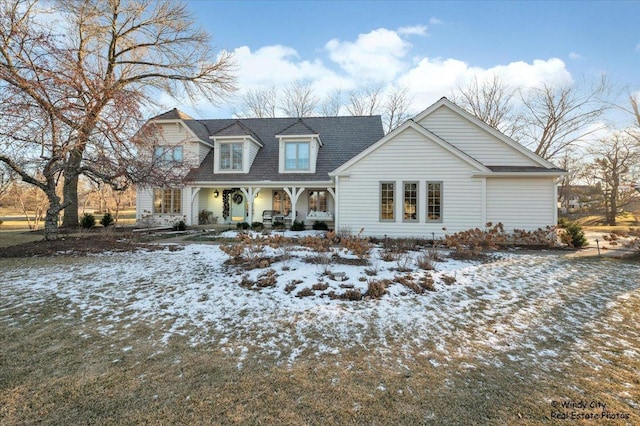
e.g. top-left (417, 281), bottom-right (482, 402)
top-left (181, 115), bottom-right (384, 183)
top-left (331, 119), bottom-right (491, 176)
top-left (213, 120), bottom-right (263, 146)
top-left (332, 97), bottom-right (565, 177)
top-left (412, 97), bottom-right (558, 169)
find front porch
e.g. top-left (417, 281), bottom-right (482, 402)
top-left (188, 185), bottom-right (336, 229)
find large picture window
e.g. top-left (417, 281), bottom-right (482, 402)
top-left (380, 182), bottom-right (395, 221)
top-left (308, 190), bottom-right (327, 211)
top-left (273, 191), bottom-right (292, 215)
top-left (153, 146), bottom-right (183, 165)
top-left (285, 142), bottom-right (310, 170)
top-left (219, 143), bottom-right (243, 170)
top-left (153, 189), bottom-right (182, 214)
top-left (403, 182), bottom-right (418, 222)
top-left (427, 182), bottom-right (442, 221)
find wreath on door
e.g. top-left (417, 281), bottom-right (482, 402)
top-left (232, 193), bottom-right (243, 205)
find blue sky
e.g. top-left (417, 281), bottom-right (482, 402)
top-left (180, 0), bottom-right (640, 125)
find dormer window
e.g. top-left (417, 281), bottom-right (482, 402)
top-left (219, 142), bottom-right (243, 171)
top-left (285, 142), bottom-right (310, 171)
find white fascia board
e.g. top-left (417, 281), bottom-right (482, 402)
top-left (471, 171), bottom-right (568, 178)
top-left (211, 135), bottom-right (263, 148)
top-left (276, 134), bottom-right (322, 146)
top-left (413, 98), bottom-right (558, 169)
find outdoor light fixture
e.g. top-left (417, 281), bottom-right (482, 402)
top-left (213, 190), bottom-right (219, 198)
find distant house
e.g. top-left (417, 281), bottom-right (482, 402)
top-left (136, 98), bottom-right (565, 237)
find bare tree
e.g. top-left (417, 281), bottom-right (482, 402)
top-left (630, 94), bottom-right (640, 128)
top-left (0, 0), bottom-right (235, 238)
top-left (517, 77), bottom-right (611, 160)
top-left (556, 152), bottom-right (585, 212)
top-left (451, 74), bottom-right (518, 136)
top-left (382, 86), bottom-right (412, 133)
top-left (239, 87), bottom-right (278, 118)
top-left (588, 131), bottom-right (640, 225)
top-left (319, 88), bottom-right (344, 117)
top-left (346, 82), bottom-right (384, 116)
top-left (280, 80), bottom-right (318, 117)
top-left (8, 180), bottom-right (48, 230)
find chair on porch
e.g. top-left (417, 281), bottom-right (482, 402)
top-left (262, 210), bottom-right (274, 226)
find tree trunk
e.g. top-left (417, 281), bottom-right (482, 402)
top-left (62, 150), bottom-right (82, 228)
top-left (608, 193), bottom-right (617, 226)
top-left (43, 188), bottom-right (64, 241)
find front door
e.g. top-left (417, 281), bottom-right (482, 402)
top-left (230, 191), bottom-right (246, 222)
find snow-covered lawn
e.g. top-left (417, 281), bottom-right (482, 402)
top-left (1, 237), bottom-right (638, 372)
top-left (1, 235), bottom-right (639, 424)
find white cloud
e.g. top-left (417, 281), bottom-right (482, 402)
top-left (569, 52), bottom-right (584, 60)
top-left (397, 25), bottom-right (428, 36)
top-left (429, 17), bottom-right (445, 25)
top-left (636, 43), bottom-right (640, 52)
top-left (325, 28), bottom-right (411, 80)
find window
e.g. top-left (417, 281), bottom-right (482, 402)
top-left (285, 142), bottom-right (310, 170)
top-left (308, 191), bottom-right (327, 211)
top-left (153, 189), bottom-right (182, 214)
top-left (427, 182), bottom-right (442, 221)
top-left (153, 146), bottom-right (183, 165)
top-left (403, 182), bottom-right (418, 222)
top-left (380, 182), bottom-right (395, 221)
top-left (272, 191), bottom-right (292, 215)
top-left (220, 143), bottom-right (243, 170)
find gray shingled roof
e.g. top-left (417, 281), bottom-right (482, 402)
top-left (180, 115), bottom-right (384, 183)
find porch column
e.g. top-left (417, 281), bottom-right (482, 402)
top-left (240, 187), bottom-right (261, 224)
top-left (283, 186), bottom-right (305, 222)
top-left (190, 187), bottom-right (201, 226)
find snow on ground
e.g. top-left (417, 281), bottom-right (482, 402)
top-left (1, 240), bottom-right (639, 374)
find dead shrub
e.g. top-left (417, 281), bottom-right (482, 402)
top-left (441, 274), bottom-right (456, 285)
top-left (296, 287), bottom-right (315, 298)
top-left (415, 252), bottom-right (434, 270)
top-left (444, 223), bottom-right (506, 257)
top-left (366, 279), bottom-right (388, 299)
top-left (340, 289), bottom-right (362, 301)
top-left (395, 252), bottom-right (413, 272)
top-left (394, 274), bottom-right (423, 294)
top-left (256, 269), bottom-right (278, 288)
top-left (284, 279), bottom-right (303, 293)
top-left (419, 275), bottom-right (436, 292)
top-left (312, 282), bottom-right (329, 291)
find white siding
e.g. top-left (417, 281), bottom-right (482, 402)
top-left (337, 127), bottom-right (483, 238)
top-left (159, 122), bottom-right (200, 168)
top-left (418, 106), bottom-right (538, 166)
top-left (198, 143), bottom-right (211, 164)
top-left (248, 141), bottom-right (260, 169)
top-left (486, 178), bottom-right (556, 231)
top-left (135, 187), bottom-right (188, 226)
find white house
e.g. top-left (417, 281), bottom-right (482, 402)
top-left (136, 97), bottom-right (565, 237)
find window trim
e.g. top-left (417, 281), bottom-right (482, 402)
top-left (219, 142), bottom-right (243, 171)
top-left (426, 181), bottom-right (443, 223)
top-left (153, 188), bottom-right (182, 214)
top-left (284, 141), bottom-right (310, 171)
top-left (402, 181), bottom-right (418, 223)
top-left (379, 181), bottom-right (395, 222)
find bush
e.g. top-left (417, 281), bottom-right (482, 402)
top-left (251, 221), bottom-right (264, 231)
top-left (236, 221), bottom-right (250, 230)
top-left (100, 212), bottom-right (114, 227)
top-left (562, 222), bottom-right (588, 248)
top-left (312, 221), bottom-right (329, 230)
top-left (80, 213), bottom-right (96, 229)
top-left (272, 220), bottom-right (285, 229)
top-left (173, 220), bottom-right (187, 231)
top-left (290, 220), bottom-right (305, 231)
top-left (0, 219), bottom-right (3, 226)
top-left (366, 279), bottom-right (387, 299)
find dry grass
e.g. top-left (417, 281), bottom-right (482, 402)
top-left (2, 293), bottom-right (638, 425)
top-left (0, 230), bottom-right (44, 248)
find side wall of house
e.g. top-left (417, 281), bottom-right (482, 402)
top-left (417, 106), bottom-right (537, 167)
top-left (486, 178), bottom-right (557, 231)
top-left (336, 127), bottom-right (484, 238)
